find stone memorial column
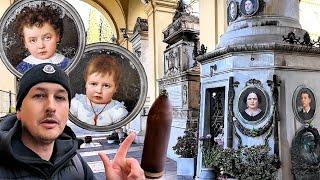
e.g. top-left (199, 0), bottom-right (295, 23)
top-left (196, 0), bottom-right (320, 179)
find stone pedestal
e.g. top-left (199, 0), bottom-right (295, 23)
top-left (159, 72), bottom-right (200, 160)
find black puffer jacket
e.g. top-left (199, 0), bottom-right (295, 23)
top-left (0, 114), bottom-right (96, 180)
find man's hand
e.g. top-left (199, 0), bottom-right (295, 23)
top-left (99, 132), bottom-right (145, 180)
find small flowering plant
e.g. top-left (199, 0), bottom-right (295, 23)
top-left (172, 128), bottom-right (198, 158)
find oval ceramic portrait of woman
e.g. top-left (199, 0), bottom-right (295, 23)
top-left (240, 0), bottom-right (259, 16)
top-left (238, 86), bottom-right (268, 123)
top-left (69, 43), bottom-right (147, 132)
top-left (0, 0), bottom-right (85, 77)
top-left (293, 86), bottom-right (316, 124)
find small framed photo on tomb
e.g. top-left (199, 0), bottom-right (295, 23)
top-left (238, 86), bottom-right (269, 123)
top-left (240, 0), bottom-right (259, 17)
top-left (68, 42), bottom-right (147, 132)
top-left (0, 0), bottom-right (85, 77)
top-left (293, 86), bottom-right (316, 124)
top-left (228, 0), bottom-right (238, 22)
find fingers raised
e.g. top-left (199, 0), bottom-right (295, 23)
top-left (98, 152), bottom-right (111, 171)
top-left (114, 132), bottom-right (136, 161)
top-left (126, 158), bottom-right (145, 180)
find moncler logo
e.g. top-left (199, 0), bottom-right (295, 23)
top-left (42, 64), bottom-right (56, 74)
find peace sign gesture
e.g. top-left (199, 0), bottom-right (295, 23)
top-left (98, 132), bottom-right (145, 180)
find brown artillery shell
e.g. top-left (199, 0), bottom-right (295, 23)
top-left (141, 91), bottom-right (173, 178)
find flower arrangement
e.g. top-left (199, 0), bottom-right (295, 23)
top-left (172, 128), bottom-right (198, 158)
top-left (202, 135), bottom-right (280, 180)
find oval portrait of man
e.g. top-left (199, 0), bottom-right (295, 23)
top-left (240, 0), bottom-right (259, 16)
top-left (228, 0), bottom-right (238, 22)
top-left (293, 86), bottom-right (316, 123)
top-left (69, 43), bottom-right (147, 132)
top-left (0, 0), bottom-right (85, 77)
top-left (238, 86), bottom-right (268, 123)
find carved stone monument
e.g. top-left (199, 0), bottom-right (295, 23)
top-left (196, 0), bottom-right (320, 179)
top-left (158, 0), bottom-right (200, 160)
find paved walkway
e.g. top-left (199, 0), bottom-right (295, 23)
top-left (78, 138), bottom-right (178, 179)
top-left (68, 121), bottom-right (181, 179)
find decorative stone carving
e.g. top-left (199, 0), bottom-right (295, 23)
top-left (267, 75), bottom-right (281, 156)
top-left (182, 84), bottom-right (188, 106)
top-left (291, 126), bottom-right (320, 180)
top-left (196, 43), bottom-right (320, 63)
top-left (133, 17), bottom-right (148, 35)
top-left (172, 0), bottom-right (187, 22)
top-left (164, 42), bottom-right (198, 78)
top-left (165, 50), bottom-right (179, 77)
top-left (162, 0), bottom-right (199, 45)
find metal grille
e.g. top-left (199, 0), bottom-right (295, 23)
top-left (0, 90), bottom-right (16, 117)
top-left (209, 88), bottom-right (225, 140)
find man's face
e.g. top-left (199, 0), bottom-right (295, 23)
top-left (245, 0), bottom-right (253, 14)
top-left (85, 72), bottom-right (117, 104)
top-left (246, 92), bottom-right (259, 110)
top-left (300, 93), bottom-right (311, 109)
top-left (23, 22), bottom-right (60, 60)
top-left (17, 82), bottom-right (69, 144)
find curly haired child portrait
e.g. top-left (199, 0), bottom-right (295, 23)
top-left (14, 2), bottom-right (70, 73)
top-left (0, 0), bottom-right (84, 77)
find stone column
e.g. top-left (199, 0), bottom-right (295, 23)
top-left (129, 17), bottom-right (150, 143)
top-left (145, 0), bottom-right (177, 102)
top-left (219, 0), bottom-right (303, 47)
top-left (199, 0), bottom-right (227, 51)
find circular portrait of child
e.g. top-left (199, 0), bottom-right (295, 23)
top-left (293, 86), bottom-right (316, 124)
top-left (0, 0), bottom-right (85, 77)
top-left (69, 42), bottom-right (147, 132)
top-left (238, 86), bottom-right (269, 123)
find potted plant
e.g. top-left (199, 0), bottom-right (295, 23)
top-left (202, 135), bottom-right (280, 180)
top-left (172, 128), bottom-right (198, 177)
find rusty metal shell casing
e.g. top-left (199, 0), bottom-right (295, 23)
top-left (141, 90), bottom-right (173, 178)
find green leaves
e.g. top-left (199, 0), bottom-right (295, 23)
top-left (202, 144), bottom-right (279, 180)
top-left (172, 129), bottom-right (198, 158)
